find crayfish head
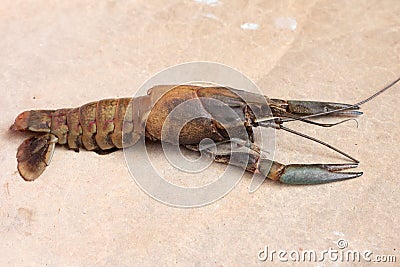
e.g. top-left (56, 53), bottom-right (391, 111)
top-left (245, 102), bottom-right (276, 127)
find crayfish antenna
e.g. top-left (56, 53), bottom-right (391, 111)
top-left (16, 134), bottom-right (57, 181)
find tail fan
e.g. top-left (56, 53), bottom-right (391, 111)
top-left (16, 134), bottom-right (57, 181)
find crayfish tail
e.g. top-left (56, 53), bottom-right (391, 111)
top-left (16, 134), bottom-right (58, 181)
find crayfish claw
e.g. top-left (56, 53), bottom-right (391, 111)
top-left (278, 163), bottom-right (362, 185)
top-left (285, 100), bottom-right (363, 116)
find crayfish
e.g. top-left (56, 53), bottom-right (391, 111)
top-left (10, 78), bottom-right (399, 184)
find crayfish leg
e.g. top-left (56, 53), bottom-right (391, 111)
top-left (194, 140), bottom-right (362, 185)
top-left (16, 134), bottom-right (57, 181)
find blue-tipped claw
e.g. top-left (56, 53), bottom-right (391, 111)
top-left (286, 100), bottom-right (363, 116)
top-left (279, 163), bottom-right (363, 185)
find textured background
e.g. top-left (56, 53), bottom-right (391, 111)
top-left (1, 0), bottom-right (399, 265)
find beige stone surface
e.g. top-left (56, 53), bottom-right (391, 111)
top-left (1, 0), bottom-right (399, 265)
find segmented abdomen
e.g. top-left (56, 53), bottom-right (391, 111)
top-left (23, 97), bottom-right (149, 152)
